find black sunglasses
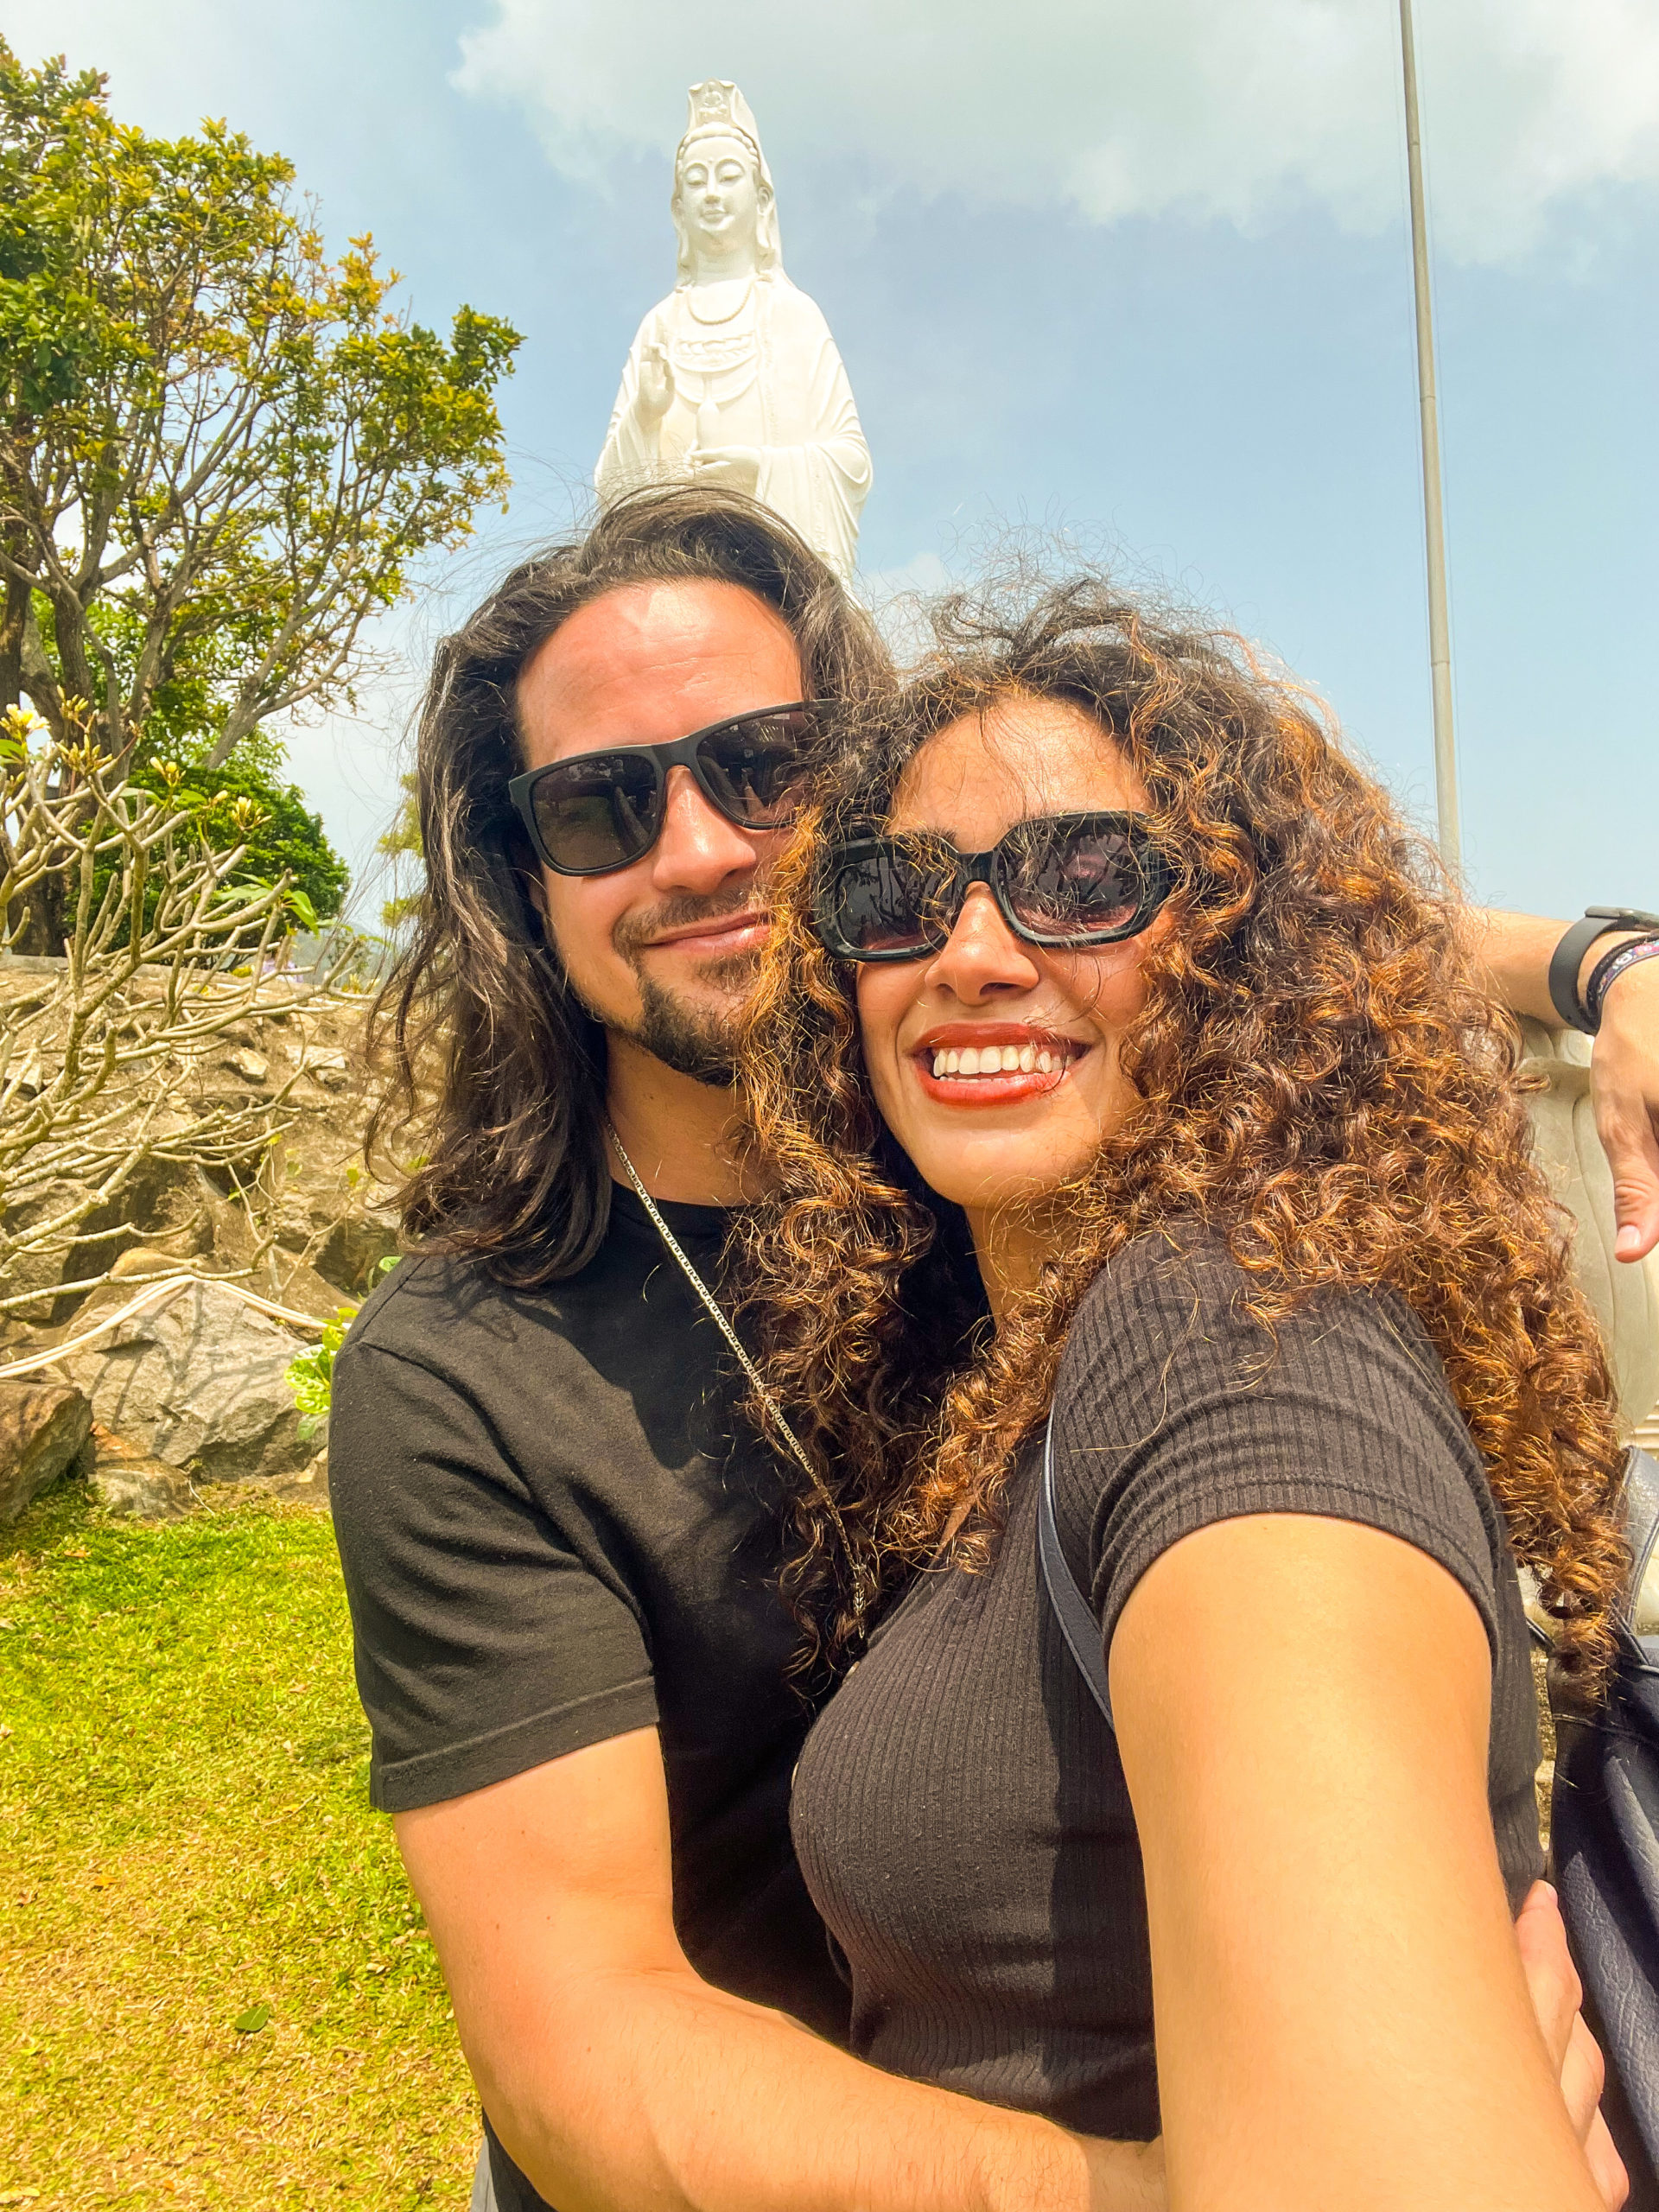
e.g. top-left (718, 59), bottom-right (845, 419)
top-left (814, 811), bottom-right (1175, 963)
top-left (507, 702), bottom-right (829, 878)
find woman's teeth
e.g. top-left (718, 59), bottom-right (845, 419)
top-left (929, 1044), bottom-right (1060, 1078)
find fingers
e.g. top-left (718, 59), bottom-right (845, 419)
top-left (1585, 2109), bottom-right (1630, 2211)
top-left (1605, 1106), bottom-right (1659, 1262)
top-left (1590, 969), bottom-right (1659, 1262)
top-left (1515, 1884), bottom-right (1626, 2207)
top-left (1560, 2012), bottom-right (1607, 2143)
top-left (1516, 1879), bottom-right (1581, 2069)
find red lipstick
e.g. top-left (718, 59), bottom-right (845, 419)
top-left (911, 1023), bottom-right (1087, 1109)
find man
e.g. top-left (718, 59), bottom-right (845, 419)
top-left (331, 486), bottom-right (1653, 2212)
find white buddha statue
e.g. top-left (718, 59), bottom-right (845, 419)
top-left (595, 80), bottom-right (873, 579)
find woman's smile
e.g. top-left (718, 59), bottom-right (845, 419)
top-left (855, 693), bottom-right (1162, 1230)
top-left (912, 1021), bottom-right (1089, 1105)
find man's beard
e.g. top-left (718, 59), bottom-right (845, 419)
top-left (575, 892), bottom-right (763, 1089)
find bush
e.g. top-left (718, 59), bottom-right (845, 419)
top-left (132, 761), bottom-right (351, 922)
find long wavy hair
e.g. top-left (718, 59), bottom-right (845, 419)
top-left (736, 575), bottom-right (1628, 1690)
top-left (366, 485), bottom-right (890, 1284)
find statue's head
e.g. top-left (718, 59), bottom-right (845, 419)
top-left (672, 80), bottom-right (781, 281)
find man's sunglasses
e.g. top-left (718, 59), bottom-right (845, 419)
top-left (507, 702), bottom-right (829, 878)
top-left (813, 811), bottom-right (1175, 963)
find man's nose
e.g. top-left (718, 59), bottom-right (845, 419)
top-left (923, 883), bottom-right (1042, 1002)
top-left (650, 765), bottom-right (760, 895)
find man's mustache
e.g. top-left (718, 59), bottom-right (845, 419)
top-left (613, 891), bottom-right (768, 962)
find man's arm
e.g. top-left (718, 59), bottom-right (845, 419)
top-left (1465, 908), bottom-right (1659, 1262)
top-left (397, 1725), bottom-right (1162, 2212)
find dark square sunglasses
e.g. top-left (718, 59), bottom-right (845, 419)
top-left (814, 811), bottom-right (1175, 963)
top-left (508, 702), bottom-right (830, 878)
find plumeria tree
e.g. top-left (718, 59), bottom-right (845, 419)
top-left (0, 703), bottom-right (345, 1314)
top-left (0, 41), bottom-right (519, 786)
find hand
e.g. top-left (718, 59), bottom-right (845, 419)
top-left (636, 343), bottom-right (673, 425)
top-left (1081, 2133), bottom-right (1164, 2211)
top-left (688, 442), bottom-right (761, 496)
top-left (1515, 1880), bottom-right (1628, 2209)
top-left (1590, 949), bottom-right (1659, 1262)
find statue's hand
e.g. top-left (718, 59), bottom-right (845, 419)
top-left (689, 443), bottom-right (761, 496)
top-left (636, 343), bottom-right (674, 424)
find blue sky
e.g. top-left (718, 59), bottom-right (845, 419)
top-left (11, 0), bottom-right (1657, 920)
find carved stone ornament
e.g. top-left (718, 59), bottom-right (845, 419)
top-left (595, 80), bottom-right (873, 578)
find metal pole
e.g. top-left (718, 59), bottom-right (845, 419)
top-left (1399, 0), bottom-right (1461, 871)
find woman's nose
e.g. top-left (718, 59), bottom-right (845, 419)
top-left (924, 883), bottom-right (1041, 1001)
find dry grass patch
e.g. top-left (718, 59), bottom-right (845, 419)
top-left (0, 1485), bottom-right (477, 2209)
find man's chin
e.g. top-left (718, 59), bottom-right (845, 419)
top-left (613, 972), bottom-right (752, 1090)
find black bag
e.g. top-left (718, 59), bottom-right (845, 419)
top-left (1549, 1445), bottom-right (1659, 2211)
top-left (1038, 1421), bottom-right (1659, 2200)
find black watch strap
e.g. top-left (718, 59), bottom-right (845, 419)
top-left (1548, 907), bottom-right (1659, 1033)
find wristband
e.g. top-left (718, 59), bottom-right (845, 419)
top-left (1548, 907), bottom-right (1659, 1034)
top-left (1586, 935), bottom-right (1659, 1031)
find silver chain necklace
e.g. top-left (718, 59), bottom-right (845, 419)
top-left (605, 1117), bottom-right (872, 1636)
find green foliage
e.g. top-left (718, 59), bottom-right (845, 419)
top-left (377, 768), bottom-right (423, 931)
top-left (142, 759), bottom-right (350, 920)
top-left (285, 1304), bottom-right (359, 1440)
top-left (285, 1260), bottom-right (397, 1434)
top-left (0, 1486), bottom-right (475, 2202)
top-left (0, 41), bottom-right (521, 773)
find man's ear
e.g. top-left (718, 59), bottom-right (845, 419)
top-left (505, 823), bottom-right (551, 941)
top-left (524, 868), bottom-right (550, 935)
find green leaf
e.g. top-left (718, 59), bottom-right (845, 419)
top-left (285, 887), bottom-right (319, 932)
top-left (232, 2002), bottom-right (270, 2035)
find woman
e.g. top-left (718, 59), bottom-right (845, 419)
top-left (737, 576), bottom-right (1630, 2209)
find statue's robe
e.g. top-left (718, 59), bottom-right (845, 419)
top-left (596, 273), bottom-right (872, 579)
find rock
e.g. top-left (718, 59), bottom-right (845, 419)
top-left (1, 1177), bottom-right (99, 1320)
top-left (107, 1248), bottom-right (207, 1282)
top-left (57, 1277), bottom-right (314, 1485)
top-left (262, 1255), bottom-right (355, 1322)
top-left (222, 1046), bottom-right (270, 1084)
top-left (0, 1376), bottom-right (92, 1522)
top-left (1, 1156), bottom-right (212, 1326)
top-left (310, 1211), bottom-right (399, 1297)
top-left (300, 1046), bottom-right (350, 1092)
top-left (270, 1446), bottom-right (329, 1508)
top-left (92, 1455), bottom-right (197, 1521)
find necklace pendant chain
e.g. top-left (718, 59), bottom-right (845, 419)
top-left (685, 275), bottom-right (754, 327)
top-left (604, 1117), bottom-right (872, 1637)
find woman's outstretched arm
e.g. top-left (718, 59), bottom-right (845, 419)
top-left (1110, 1510), bottom-right (1605, 2212)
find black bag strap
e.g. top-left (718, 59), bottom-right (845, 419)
top-left (1038, 1414), bottom-right (1116, 1732)
top-left (1039, 1428), bottom-right (1659, 1716)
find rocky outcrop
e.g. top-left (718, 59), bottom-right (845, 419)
top-left (0, 1376), bottom-right (92, 1522)
top-left (0, 985), bottom-right (399, 1336)
top-left (56, 1278), bottom-right (315, 1486)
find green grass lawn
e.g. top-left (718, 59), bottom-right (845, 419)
top-left (0, 1483), bottom-right (478, 2209)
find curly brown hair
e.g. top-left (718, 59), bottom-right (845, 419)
top-left (735, 573), bottom-right (1628, 1692)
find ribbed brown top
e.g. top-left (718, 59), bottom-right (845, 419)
top-left (790, 1232), bottom-right (1541, 2138)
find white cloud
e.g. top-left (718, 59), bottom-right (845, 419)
top-left (454, 0), bottom-right (1659, 265)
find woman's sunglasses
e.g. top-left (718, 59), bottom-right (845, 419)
top-left (508, 702), bottom-right (829, 878)
top-left (814, 811), bottom-right (1175, 963)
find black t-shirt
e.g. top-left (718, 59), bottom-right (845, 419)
top-left (790, 1232), bottom-right (1542, 2140)
top-left (329, 1190), bottom-right (847, 2209)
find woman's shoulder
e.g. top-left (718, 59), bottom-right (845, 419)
top-left (1058, 1225), bottom-right (1449, 1428)
top-left (1051, 1227), bottom-right (1504, 1646)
